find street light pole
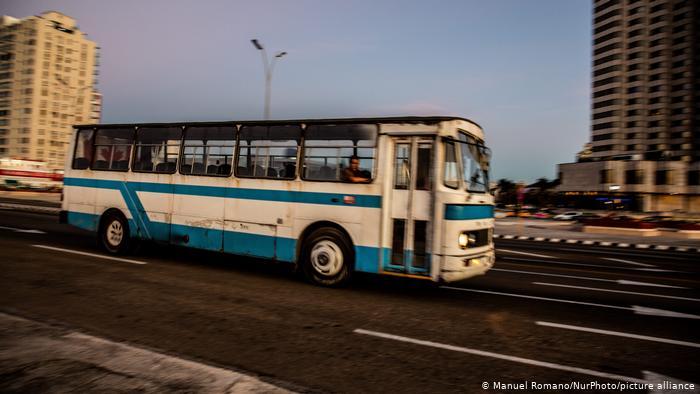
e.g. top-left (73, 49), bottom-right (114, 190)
top-left (55, 74), bottom-right (92, 122)
top-left (251, 39), bottom-right (286, 120)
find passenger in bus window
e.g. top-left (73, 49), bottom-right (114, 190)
top-left (342, 155), bottom-right (370, 183)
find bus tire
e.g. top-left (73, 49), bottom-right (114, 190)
top-left (301, 227), bottom-right (352, 287)
top-left (99, 212), bottom-right (130, 255)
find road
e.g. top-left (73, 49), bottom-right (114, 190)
top-left (1, 210), bottom-right (698, 393)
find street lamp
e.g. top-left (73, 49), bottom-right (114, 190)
top-left (250, 39), bottom-right (287, 120)
top-left (55, 74), bottom-right (92, 122)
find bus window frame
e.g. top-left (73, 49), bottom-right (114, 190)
top-left (71, 127), bottom-right (95, 170)
top-left (234, 124), bottom-right (302, 181)
top-left (89, 126), bottom-right (136, 173)
top-left (456, 131), bottom-right (491, 194)
top-left (442, 137), bottom-right (461, 190)
top-left (178, 125), bottom-right (237, 178)
top-left (299, 123), bottom-right (378, 184)
top-left (131, 125), bottom-right (183, 175)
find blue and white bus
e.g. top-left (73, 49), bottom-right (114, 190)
top-left (60, 116), bottom-right (494, 286)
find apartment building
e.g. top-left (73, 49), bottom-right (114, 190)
top-left (558, 0), bottom-right (700, 213)
top-left (0, 11), bottom-right (100, 169)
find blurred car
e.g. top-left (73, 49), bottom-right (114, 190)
top-left (533, 211), bottom-right (553, 219)
top-left (494, 209), bottom-right (515, 218)
top-left (580, 215), bottom-right (655, 228)
top-left (553, 211), bottom-right (583, 220)
top-left (574, 212), bottom-right (602, 222)
top-left (516, 210), bottom-right (532, 218)
top-left (640, 216), bottom-right (700, 230)
top-left (640, 215), bottom-right (673, 223)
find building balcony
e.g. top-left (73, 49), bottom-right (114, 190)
top-left (594, 1), bottom-right (621, 16)
top-left (593, 24), bottom-right (623, 40)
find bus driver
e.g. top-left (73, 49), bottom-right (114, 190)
top-left (342, 155), bottom-right (370, 183)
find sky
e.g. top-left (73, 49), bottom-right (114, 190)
top-left (4, 0), bottom-right (592, 182)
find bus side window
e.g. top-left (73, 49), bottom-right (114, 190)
top-left (91, 127), bottom-right (134, 171)
top-left (133, 127), bottom-right (182, 174)
top-left (443, 141), bottom-right (459, 189)
top-left (393, 143), bottom-right (410, 189)
top-left (237, 125), bottom-right (300, 179)
top-left (303, 123), bottom-right (377, 182)
top-left (72, 128), bottom-right (94, 169)
top-left (416, 143), bottom-right (432, 191)
top-left (181, 126), bottom-right (236, 176)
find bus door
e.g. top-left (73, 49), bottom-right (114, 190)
top-left (385, 137), bottom-right (434, 275)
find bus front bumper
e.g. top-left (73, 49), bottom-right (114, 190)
top-left (439, 249), bottom-right (495, 282)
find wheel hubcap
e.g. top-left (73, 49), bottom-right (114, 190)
top-left (310, 240), bottom-right (343, 277)
top-left (106, 219), bottom-right (123, 247)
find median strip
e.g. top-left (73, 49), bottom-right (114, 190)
top-left (494, 234), bottom-right (699, 253)
top-left (32, 245), bottom-right (148, 265)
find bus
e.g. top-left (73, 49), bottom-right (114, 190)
top-left (60, 116), bottom-right (494, 286)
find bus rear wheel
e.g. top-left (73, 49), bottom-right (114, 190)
top-left (301, 228), bottom-right (352, 287)
top-left (99, 212), bottom-right (130, 255)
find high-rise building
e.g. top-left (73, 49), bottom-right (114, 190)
top-left (558, 0), bottom-right (700, 212)
top-left (0, 11), bottom-right (100, 169)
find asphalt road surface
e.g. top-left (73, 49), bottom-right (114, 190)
top-left (1, 210), bottom-right (698, 393)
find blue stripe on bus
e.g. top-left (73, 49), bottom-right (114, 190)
top-left (67, 211), bottom-right (99, 232)
top-left (63, 177), bottom-right (386, 273)
top-left (66, 211), bottom-right (383, 272)
top-left (356, 246), bottom-right (384, 273)
top-left (444, 204), bottom-right (493, 220)
top-left (224, 230), bottom-right (276, 259)
top-left (63, 177), bottom-right (382, 208)
top-left (170, 224), bottom-right (223, 251)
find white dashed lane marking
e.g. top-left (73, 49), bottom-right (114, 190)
top-left (532, 282), bottom-right (700, 302)
top-left (602, 257), bottom-right (655, 268)
top-left (491, 268), bottom-right (689, 289)
top-left (535, 321), bottom-right (700, 349)
top-left (32, 245), bottom-right (148, 265)
top-left (354, 328), bottom-right (648, 384)
top-left (497, 249), bottom-right (554, 259)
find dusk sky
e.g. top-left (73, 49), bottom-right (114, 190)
top-left (4, 0), bottom-right (592, 182)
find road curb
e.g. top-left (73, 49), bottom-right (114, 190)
top-left (0, 312), bottom-right (295, 393)
top-left (494, 233), bottom-right (700, 253)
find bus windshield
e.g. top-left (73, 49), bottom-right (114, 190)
top-left (457, 132), bottom-right (491, 193)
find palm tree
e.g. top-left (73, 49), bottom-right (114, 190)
top-left (496, 178), bottom-right (517, 206)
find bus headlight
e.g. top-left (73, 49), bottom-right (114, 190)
top-left (458, 233), bottom-right (469, 248)
top-left (458, 232), bottom-right (476, 249)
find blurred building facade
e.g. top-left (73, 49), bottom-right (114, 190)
top-left (558, 0), bottom-right (700, 213)
top-left (0, 11), bottom-right (100, 169)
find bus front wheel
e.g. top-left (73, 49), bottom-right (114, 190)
top-left (301, 228), bottom-right (352, 287)
top-left (99, 212), bottom-right (130, 255)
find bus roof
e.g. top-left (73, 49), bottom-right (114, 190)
top-left (75, 116), bottom-right (482, 130)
